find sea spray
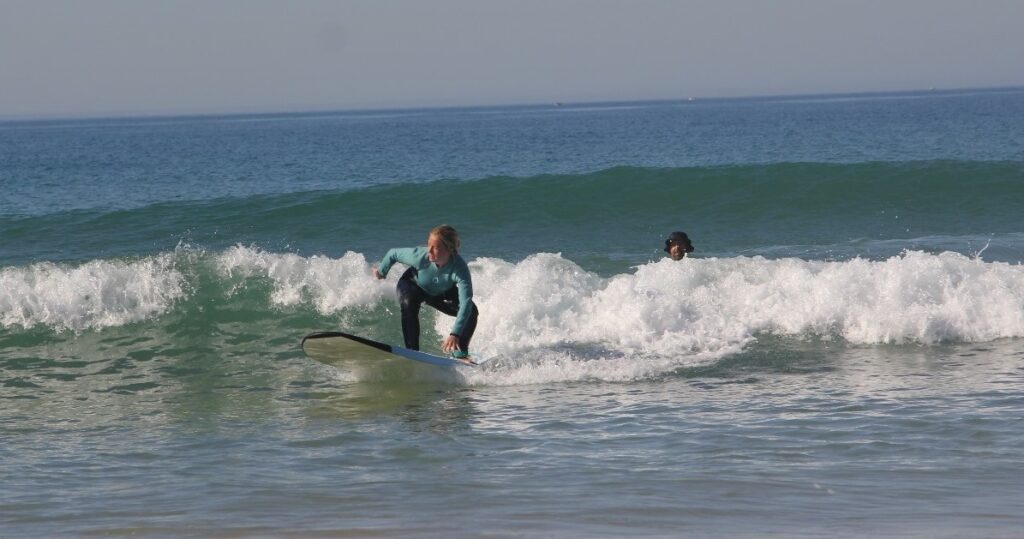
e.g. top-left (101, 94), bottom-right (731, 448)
top-left (215, 246), bottom-right (391, 314)
top-left (203, 245), bottom-right (1024, 365)
top-left (4, 247), bottom-right (1024, 363)
top-left (0, 253), bottom-right (186, 332)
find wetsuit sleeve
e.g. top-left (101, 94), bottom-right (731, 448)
top-left (450, 261), bottom-right (474, 336)
top-left (378, 247), bottom-right (422, 277)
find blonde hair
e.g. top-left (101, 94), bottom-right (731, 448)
top-left (429, 224), bottom-right (460, 253)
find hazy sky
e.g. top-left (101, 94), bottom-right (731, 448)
top-left (2, 0), bottom-right (1023, 117)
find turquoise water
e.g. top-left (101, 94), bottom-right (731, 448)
top-left (2, 89), bottom-right (1024, 537)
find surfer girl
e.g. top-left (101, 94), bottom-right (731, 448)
top-left (664, 231), bottom-right (694, 260)
top-left (373, 224), bottom-right (479, 359)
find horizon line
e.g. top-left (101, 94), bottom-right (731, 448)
top-left (2, 85), bottom-right (1022, 124)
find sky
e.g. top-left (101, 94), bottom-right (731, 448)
top-left (2, 0), bottom-right (1023, 118)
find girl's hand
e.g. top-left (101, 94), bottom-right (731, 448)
top-left (442, 334), bottom-right (461, 354)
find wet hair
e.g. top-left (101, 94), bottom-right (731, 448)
top-left (429, 224), bottom-right (461, 253)
top-left (664, 231), bottom-right (694, 253)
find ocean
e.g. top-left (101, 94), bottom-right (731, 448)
top-left (2, 88), bottom-right (1023, 537)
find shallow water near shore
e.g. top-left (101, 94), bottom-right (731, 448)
top-left (5, 338), bottom-right (1022, 537)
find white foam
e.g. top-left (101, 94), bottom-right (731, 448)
top-left (0, 254), bottom-right (186, 332)
top-left (7, 247), bottom-right (1022, 383)
top-left (215, 246), bottom-right (392, 314)
top-left (676, 250), bottom-right (1024, 345)
top-left (214, 247), bottom-right (1024, 358)
top-left (456, 251), bottom-right (1024, 384)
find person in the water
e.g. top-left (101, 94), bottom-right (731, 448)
top-left (664, 231), bottom-right (694, 260)
top-left (373, 224), bottom-right (479, 359)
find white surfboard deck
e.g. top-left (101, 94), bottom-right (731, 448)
top-left (301, 331), bottom-right (478, 368)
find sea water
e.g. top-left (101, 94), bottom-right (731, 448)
top-left (2, 89), bottom-right (1024, 537)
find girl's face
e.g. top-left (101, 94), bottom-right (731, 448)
top-left (427, 234), bottom-right (452, 267)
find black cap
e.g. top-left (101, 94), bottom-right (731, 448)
top-left (664, 231), bottom-right (694, 253)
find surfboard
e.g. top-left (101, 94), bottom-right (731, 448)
top-left (301, 331), bottom-right (478, 368)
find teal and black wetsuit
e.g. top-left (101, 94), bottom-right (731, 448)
top-left (377, 247), bottom-right (479, 352)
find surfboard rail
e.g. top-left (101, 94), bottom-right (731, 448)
top-left (301, 331), bottom-right (477, 368)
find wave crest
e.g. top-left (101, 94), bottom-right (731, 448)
top-left (4, 247), bottom-right (1023, 355)
top-left (0, 254), bottom-right (186, 332)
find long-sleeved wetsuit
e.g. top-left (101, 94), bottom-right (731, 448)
top-left (378, 247), bottom-right (479, 351)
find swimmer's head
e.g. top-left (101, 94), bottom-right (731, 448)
top-left (664, 231), bottom-right (694, 261)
